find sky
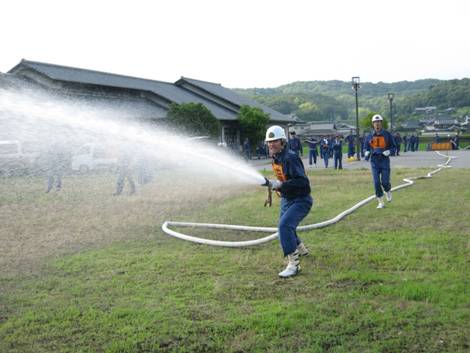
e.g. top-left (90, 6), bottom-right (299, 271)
top-left (1, 0), bottom-right (469, 88)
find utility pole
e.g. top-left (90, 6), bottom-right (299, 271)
top-left (388, 92), bottom-right (394, 132)
top-left (352, 76), bottom-right (361, 161)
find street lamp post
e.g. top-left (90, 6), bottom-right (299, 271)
top-left (388, 92), bottom-right (394, 133)
top-left (352, 76), bottom-right (361, 161)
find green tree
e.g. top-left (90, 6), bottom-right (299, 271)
top-left (166, 102), bottom-right (220, 138)
top-left (297, 101), bottom-right (321, 121)
top-left (361, 112), bottom-right (388, 130)
top-left (236, 78), bottom-right (470, 122)
top-left (238, 105), bottom-right (270, 145)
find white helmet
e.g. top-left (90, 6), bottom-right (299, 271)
top-left (372, 114), bottom-right (383, 122)
top-left (265, 125), bottom-right (287, 142)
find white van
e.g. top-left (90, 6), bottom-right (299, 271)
top-left (71, 143), bottom-right (117, 173)
top-left (0, 140), bottom-right (40, 175)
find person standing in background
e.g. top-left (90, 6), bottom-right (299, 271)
top-left (288, 131), bottom-right (303, 157)
top-left (332, 134), bottom-right (343, 170)
top-left (305, 136), bottom-right (319, 166)
top-left (45, 143), bottom-right (68, 193)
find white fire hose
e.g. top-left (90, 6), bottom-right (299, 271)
top-left (162, 151), bottom-right (455, 247)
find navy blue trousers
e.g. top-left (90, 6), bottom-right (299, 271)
top-left (370, 157), bottom-right (391, 198)
top-left (321, 150), bottom-right (329, 168)
top-left (348, 145), bottom-right (355, 158)
top-left (309, 150), bottom-right (317, 165)
top-left (334, 153), bottom-right (342, 169)
top-left (279, 195), bottom-right (313, 256)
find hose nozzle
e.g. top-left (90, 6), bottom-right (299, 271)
top-left (261, 177), bottom-right (270, 187)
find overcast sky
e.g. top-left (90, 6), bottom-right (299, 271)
top-left (1, 0), bottom-right (469, 88)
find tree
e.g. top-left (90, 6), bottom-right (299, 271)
top-left (238, 105), bottom-right (270, 145)
top-left (361, 112), bottom-right (388, 130)
top-left (297, 101), bottom-right (321, 121)
top-left (166, 103), bottom-right (220, 138)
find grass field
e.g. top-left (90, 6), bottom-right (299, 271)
top-left (0, 165), bottom-right (469, 353)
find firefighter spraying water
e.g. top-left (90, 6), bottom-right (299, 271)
top-left (261, 125), bottom-right (312, 278)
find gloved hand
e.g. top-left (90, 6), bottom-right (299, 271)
top-left (364, 150), bottom-right (370, 161)
top-left (382, 150), bottom-right (391, 157)
top-left (269, 179), bottom-right (283, 190)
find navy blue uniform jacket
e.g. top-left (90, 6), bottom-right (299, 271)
top-left (364, 129), bottom-right (396, 159)
top-left (272, 147), bottom-right (311, 199)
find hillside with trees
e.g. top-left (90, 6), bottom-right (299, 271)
top-left (234, 79), bottom-right (470, 124)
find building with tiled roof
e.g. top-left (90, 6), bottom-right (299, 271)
top-left (5, 59), bottom-right (294, 145)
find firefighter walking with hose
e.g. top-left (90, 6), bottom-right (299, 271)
top-left (364, 114), bottom-right (396, 209)
top-left (263, 126), bottom-right (312, 278)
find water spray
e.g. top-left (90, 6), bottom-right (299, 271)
top-left (162, 152), bottom-right (456, 247)
top-left (0, 87), bottom-right (264, 186)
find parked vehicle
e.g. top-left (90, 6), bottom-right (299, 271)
top-left (0, 140), bottom-right (40, 175)
top-left (71, 143), bottom-right (117, 173)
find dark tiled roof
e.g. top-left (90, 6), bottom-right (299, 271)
top-left (176, 77), bottom-right (294, 122)
top-left (9, 60), bottom-right (239, 120)
top-left (1, 72), bottom-right (167, 121)
top-left (10, 60), bottom-right (295, 122)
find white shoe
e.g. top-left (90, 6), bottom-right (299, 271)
top-left (385, 191), bottom-right (392, 202)
top-left (278, 250), bottom-right (300, 278)
top-left (377, 197), bottom-right (385, 209)
top-left (297, 242), bottom-right (309, 256)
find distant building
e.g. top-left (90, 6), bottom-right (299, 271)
top-left (335, 122), bottom-right (357, 136)
top-left (415, 106), bottom-right (437, 113)
top-left (399, 120), bottom-right (421, 132)
top-left (3, 59), bottom-right (295, 145)
top-left (289, 122), bottom-right (337, 138)
top-left (461, 116), bottom-right (470, 129)
top-left (433, 119), bottom-right (460, 130)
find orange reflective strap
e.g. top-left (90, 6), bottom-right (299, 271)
top-left (271, 162), bottom-right (287, 182)
top-left (370, 135), bottom-right (386, 149)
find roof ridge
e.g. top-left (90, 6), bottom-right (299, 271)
top-left (180, 76), bottom-right (222, 86)
top-left (21, 59), bottom-right (174, 86)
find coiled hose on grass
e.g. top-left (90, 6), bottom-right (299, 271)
top-left (162, 151), bottom-right (455, 247)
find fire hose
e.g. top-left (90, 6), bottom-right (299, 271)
top-left (162, 151), bottom-right (455, 247)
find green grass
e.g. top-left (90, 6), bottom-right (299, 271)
top-left (1, 168), bottom-right (469, 353)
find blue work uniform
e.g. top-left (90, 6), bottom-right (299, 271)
top-left (332, 138), bottom-right (343, 169)
top-left (394, 134), bottom-right (402, 156)
top-left (360, 135), bottom-right (366, 157)
top-left (346, 134), bottom-right (355, 158)
top-left (409, 135), bottom-right (416, 152)
top-left (288, 136), bottom-right (303, 157)
top-left (272, 147), bottom-right (312, 256)
top-left (320, 138), bottom-right (329, 168)
top-left (364, 129), bottom-right (396, 198)
top-left (306, 138), bottom-right (318, 165)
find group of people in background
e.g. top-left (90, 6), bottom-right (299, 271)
top-left (401, 133), bottom-right (420, 153)
top-left (41, 145), bottom-right (153, 196)
top-left (240, 130), bottom-right (461, 166)
top-left (303, 130), bottom-right (366, 169)
top-left (434, 132), bottom-right (460, 150)
top-left (45, 130), bottom-right (459, 195)
top-left (297, 130), bottom-right (461, 170)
